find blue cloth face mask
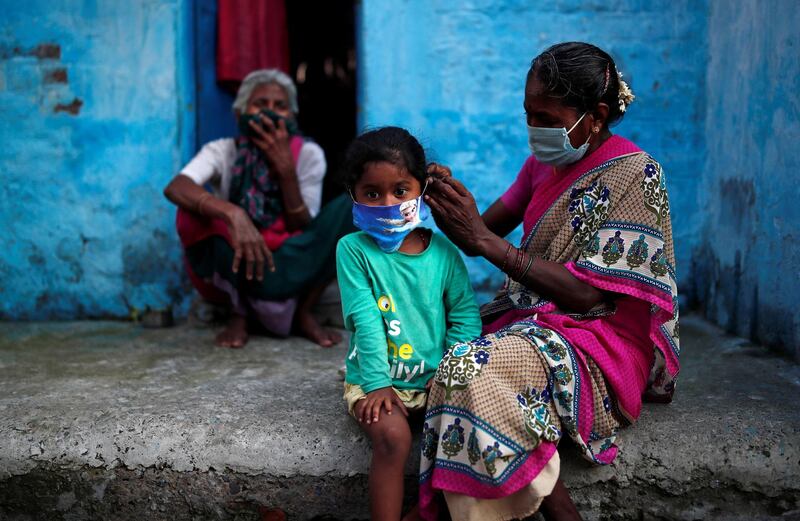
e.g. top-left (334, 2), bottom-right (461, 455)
top-left (351, 188), bottom-right (430, 253)
top-left (527, 112), bottom-right (591, 166)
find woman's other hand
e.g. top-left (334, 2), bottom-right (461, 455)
top-left (425, 176), bottom-right (493, 257)
top-left (248, 116), bottom-right (295, 180)
top-left (355, 387), bottom-right (409, 424)
top-left (226, 206), bottom-right (275, 281)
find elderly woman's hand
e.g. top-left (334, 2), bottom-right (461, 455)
top-left (248, 115), bottom-right (296, 180)
top-left (226, 205), bottom-right (275, 281)
top-left (424, 175), bottom-right (493, 257)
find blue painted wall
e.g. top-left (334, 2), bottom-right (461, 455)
top-left (1, 0), bottom-right (797, 359)
top-left (194, 0), bottom-right (238, 149)
top-left (695, 0), bottom-right (800, 359)
top-left (0, 0), bottom-right (194, 319)
top-left (358, 0), bottom-right (708, 302)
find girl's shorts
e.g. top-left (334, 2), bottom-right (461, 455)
top-left (343, 382), bottom-right (428, 418)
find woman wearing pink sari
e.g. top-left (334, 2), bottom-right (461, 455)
top-left (419, 42), bottom-right (680, 520)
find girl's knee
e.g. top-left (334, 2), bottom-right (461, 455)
top-left (371, 422), bottom-right (411, 459)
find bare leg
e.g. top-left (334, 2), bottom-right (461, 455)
top-left (357, 404), bottom-right (412, 521)
top-left (294, 280), bottom-right (343, 348)
top-left (215, 313), bottom-right (249, 348)
top-left (539, 479), bottom-right (582, 521)
top-left (400, 503), bottom-right (421, 521)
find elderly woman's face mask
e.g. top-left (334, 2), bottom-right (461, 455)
top-left (239, 110), bottom-right (299, 137)
top-left (239, 83), bottom-right (298, 137)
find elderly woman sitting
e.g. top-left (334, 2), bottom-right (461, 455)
top-left (164, 69), bottom-right (353, 348)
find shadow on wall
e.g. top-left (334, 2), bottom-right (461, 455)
top-left (692, 0), bottom-right (800, 361)
top-left (692, 177), bottom-right (797, 360)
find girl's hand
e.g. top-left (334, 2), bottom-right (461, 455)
top-left (225, 205), bottom-right (275, 281)
top-left (248, 116), bottom-right (295, 180)
top-left (425, 176), bottom-right (494, 257)
top-left (355, 387), bottom-right (408, 424)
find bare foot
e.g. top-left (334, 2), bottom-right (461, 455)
top-left (540, 478), bottom-right (583, 521)
top-left (294, 310), bottom-right (342, 348)
top-left (401, 503), bottom-right (422, 521)
top-left (215, 314), bottom-right (249, 348)
top-left (257, 506), bottom-right (287, 521)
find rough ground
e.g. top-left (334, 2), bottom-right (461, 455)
top-left (0, 314), bottom-right (798, 520)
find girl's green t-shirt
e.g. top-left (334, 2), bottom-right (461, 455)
top-left (336, 231), bottom-right (482, 393)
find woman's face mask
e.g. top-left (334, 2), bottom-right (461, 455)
top-left (351, 188), bottom-right (429, 253)
top-left (527, 112), bottom-right (590, 166)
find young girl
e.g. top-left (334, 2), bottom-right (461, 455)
top-left (336, 127), bottom-right (482, 521)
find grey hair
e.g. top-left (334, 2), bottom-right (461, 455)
top-left (232, 69), bottom-right (299, 114)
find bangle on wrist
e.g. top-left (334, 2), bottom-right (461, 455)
top-left (286, 202), bottom-right (307, 215)
top-left (499, 242), bottom-right (513, 272)
top-left (512, 248), bottom-right (524, 278)
top-left (514, 248), bottom-right (525, 280)
top-left (516, 254), bottom-right (535, 281)
top-left (194, 192), bottom-right (213, 215)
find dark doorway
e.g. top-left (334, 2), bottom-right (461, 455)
top-left (192, 0), bottom-right (357, 202)
top-left (285, 1), bottom-right (357, 203)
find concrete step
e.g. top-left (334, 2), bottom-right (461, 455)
top-left (0, 315), bottom-right (798, 520)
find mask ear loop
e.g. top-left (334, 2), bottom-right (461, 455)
top-left (567, 112), bottom-right (594, 146)
top-left (566, 112), bottom-right (588, 134)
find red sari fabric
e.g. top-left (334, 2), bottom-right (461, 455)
top-left (216, 0), bottom-right (291, 89)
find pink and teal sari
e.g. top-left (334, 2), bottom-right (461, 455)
top-left (419, 136), bottom-right (680, 520)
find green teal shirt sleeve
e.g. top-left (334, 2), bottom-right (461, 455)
top-left (336, 237), bottom-right (392, 393)
top-left (442, 241), bottom-right (483, 348)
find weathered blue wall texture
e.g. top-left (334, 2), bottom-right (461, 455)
top-left (0, 1), bottom-right (194, 319)
top-left (1, 1), bottom-right (797, 358)
top-left (695, 0), bottom-right (800, 359)
top-left (358, 0), bottom-right (709, 300)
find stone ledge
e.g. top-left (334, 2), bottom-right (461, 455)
top-left (0, 316), bottom-right (798, 520)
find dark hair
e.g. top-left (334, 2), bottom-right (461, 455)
top-left (342, 126), bottom-right (427, 189)
top-left (529, 42), bottom-right (627, 126)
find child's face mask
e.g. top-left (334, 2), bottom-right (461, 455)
top-left (351, 190), bottom-right (429, 253)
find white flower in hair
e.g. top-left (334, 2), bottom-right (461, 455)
top-left (617, 71), bottom-right (635, 113)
